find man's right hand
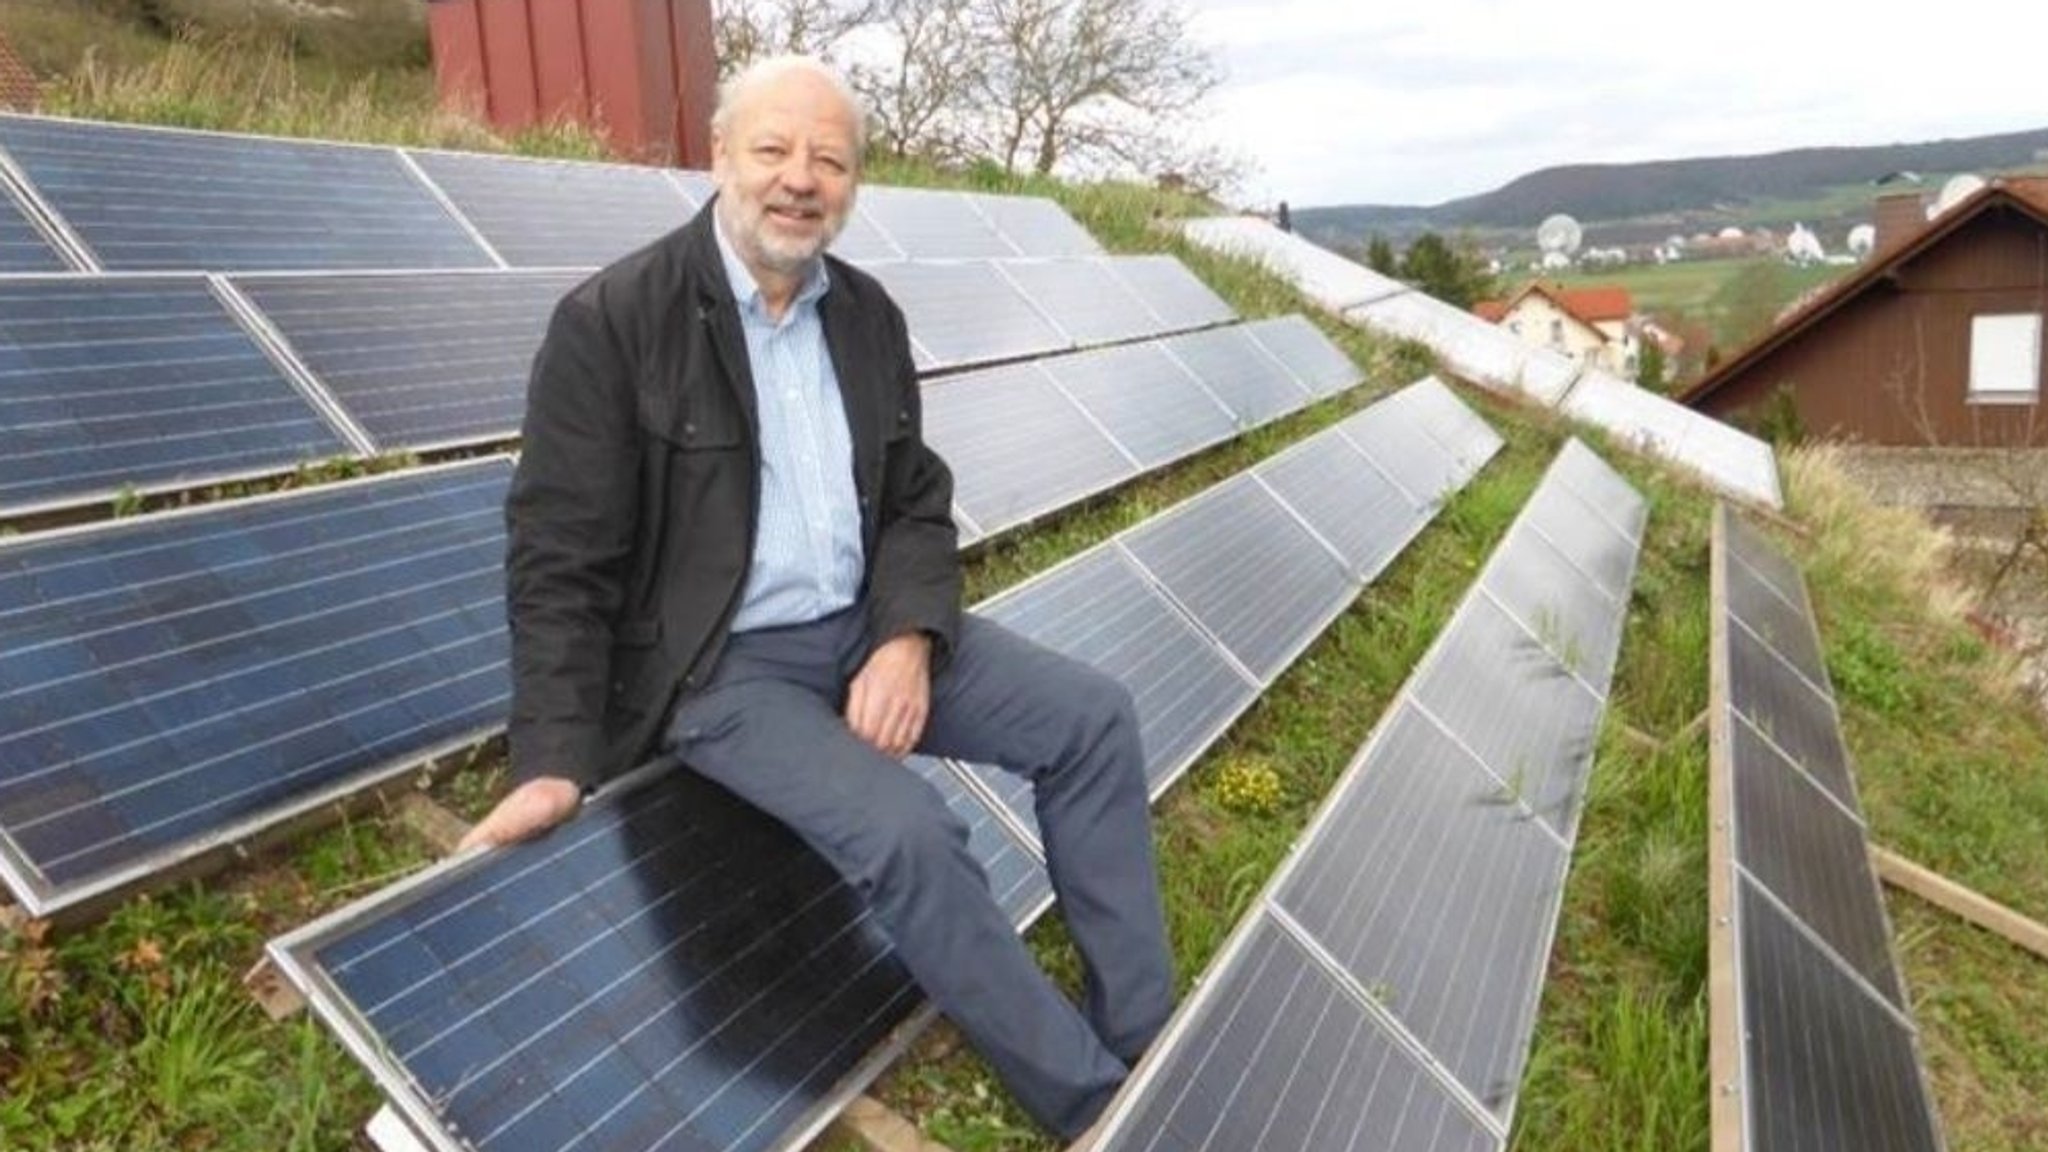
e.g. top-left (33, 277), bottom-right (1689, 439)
top-left (457, 776), bottom-right (582, 853)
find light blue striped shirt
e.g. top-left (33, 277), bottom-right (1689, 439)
top-left (715, 218), bottom-right (866, 633)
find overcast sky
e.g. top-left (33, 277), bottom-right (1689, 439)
top-left (1183, 0), bottom-right (2048, 209)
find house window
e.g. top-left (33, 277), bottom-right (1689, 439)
top-left (1549, 318), bottom-right (1564, 346)
top-left (1968, 313), bottom-right (2042, 403)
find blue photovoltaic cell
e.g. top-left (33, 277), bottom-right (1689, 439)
top-left (860, 186), bottom-right (1014, 258)
top-left (1108, 255), bottom-right (1235, 329)
top-left (1000, 259), bottom-right (1175, 347)
top-left (1727, 619), bottom-right (1858, 814)
top-left (0, 462), bottom-right (511, 912)
top-left (1341, 397), bottom-right (1475, 509)
top-left (1276, 701), bottom-right (1569, 1120)
top-left (871, 261), bottom-right (1067, 370)
top-left (1245, 315), bottom-right (1359, 399)
top-left (0, 277), bottom-right (351, 516)
top-left (1514, 482), bottom-right (1639, 601)
top-left (1548, 440), bottom-right (1649, 542)
top-left (1120, 476), bottom-right (1353, 683)
top-left (406, 150), bottom-right (694, 268)
top-left (1165, 326), bottom-right (1311, 428)
top-left (308, 766), bottom-right (921, 1152)
top-left (1102, 915), bottom-right (1496, 1152)
top-left (922, 363), bottom-right (1134, 537)
top-left (0, 189), bottom-right (65, 271)
top-left (1724, 547), bottom-right (1831, 691)
top-left (826, 202), bottom-right (902, 264)
top-left (235, 271), bottom-right (584, 451)
top-left (970, 547), bottom-right (1257, 837)
top-left (1738, 880), bottom-right (1940, 1152)
top-left (972, 194), bottom-right (1101, 257)
top-left (1395, 377), bottom-right (1506, 476)
top-left (1049, 342), bottom-right (1236, 469)
top-left (0, 115), bottom-right (491, 271)
top-left (1255, 429), bottom-right (1423, 581)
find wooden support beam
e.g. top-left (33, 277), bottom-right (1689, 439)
top-left (827, 1096), bottom-right (958, 1152)
top-left (244, 955), bottom-right (306, 1020)
top-left (1872, 845), bottom-right (2048, 963)
top-left (398, 792), bottom-right (472, 856)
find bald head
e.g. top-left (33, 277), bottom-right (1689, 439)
top-left (713, 55), bottom-right (868, 171)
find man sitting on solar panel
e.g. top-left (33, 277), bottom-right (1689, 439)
top-left (457, 53), bottom-right (1173, 1146)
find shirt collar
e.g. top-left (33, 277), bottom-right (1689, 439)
top-left (712, 209), bottom-right (831, 324)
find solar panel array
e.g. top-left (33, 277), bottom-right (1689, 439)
top-left (265, 378), bottom-right (1503, 1152)
top-left (931, 317), bottom-right (1356, 543)
top-left (0, 461), bottom-right (512, 917)
top-left (1094, 439), bottom-right (1646, 1152)
top-left (1178, 215), bottom-right (1786, 510)
top-left (0, 182), bottom-right (68, 271)
top-left (1708, 506), bottom-right (1943, 1152)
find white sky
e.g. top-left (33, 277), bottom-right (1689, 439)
top-left (1183, 0), bottom-right (2048, 209)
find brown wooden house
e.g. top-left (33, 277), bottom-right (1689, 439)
top-left (1678, 177), bottom-right (2048, 447)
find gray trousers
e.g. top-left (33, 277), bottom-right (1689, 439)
top-left (662, 608), bottom-right (1174, 1138)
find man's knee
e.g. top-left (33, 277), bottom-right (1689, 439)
top-left (845, 786), bottom-right (973, 900)
top-left (1064, 662), bottom-right (1140, 749)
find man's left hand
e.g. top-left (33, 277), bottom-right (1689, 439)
top-left (846, 632), bottom-right (932, 758)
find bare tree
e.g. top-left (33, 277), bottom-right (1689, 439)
top-left (845, 0), bottom-right (982, 161)
top-left (966, 0), bottom-right (1223, 180)
top-left (713, 0), bottom-right (879, 78)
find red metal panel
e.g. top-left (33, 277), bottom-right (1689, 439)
top-left (578, 0), bottom-right (648, 159)
top-left (477, 0), bottom-right (540, 129)
top-left (428, 0), bottom-right (489, 118)
top-left (528, 0), bottom-right (590, 128)
top-left (668, 0), bottom-right (718, 168)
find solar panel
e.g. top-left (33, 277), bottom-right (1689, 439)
top-left (971, 194), bottom-right (1101, 258)
top-left (825, 202), bottom-right (904, 264)
top-left (1045, 342), bottom-right (1237, 469)
top-left (1344, 292), bottom-right (1579, 407)
top-left (295, 762), bottom-right (923, 1152)
top-left (1393, 377), bottom-right (1507, 475)
top-left (0, 277), bottom-right (354, 517)
top-left (1244, 314), bottom-right (1360, 399)
top-left (1724, 550), bottom-right (1830, 690)
top-left (921, 363), bottom-right (1135, 537)
top-left (1561, 368), bottom-right (1784, 510)
top-left (0, 185), bottom-right (67, 271)
top-left (998, 259), bottom-right (1173, 347)
top-left (969, 547), bottom-right (1259, 836)
top-left (1709, 505), bottom-right (1942, 1152)
top-left (868, 261), bottom-right (1066, 370)
top-left (670, 170), bottom-right (716, 206)
top-left (1730, 718), bottom-right (1902, 1005)
top-left (1736, 880), bottom-right (1940, 1152)
top-left (905, 755), bottom-right (1052, 926)
top-left (1254, 429), bottom-right (1424, 581)
top-left (1338, 398), bottom-right (1472, 509)
top-left (1514, 482), bottom-right (1641, 601)
top-left (1410, 596), bottom-right (1605, 841)
top-left (405, 150), bottom-right (693, 268)
top-left (1163, 325), bottom-right (1311, 428)
top-left (233, 270), bottom-right (583, 452)
top-left (1479, 523), bottom-right (1629, 696)
top-left (1098, 914), bottom-right (1497, 1152)
top-left (0, 114), bottom-right (492, 271)
top-left (858, 186), bottom-right (1015, 259)
top-left (0, 461), bottom-right (511, 916)
top-left (1107, 255), bottom-right (1236, 329)
top-left (1100, 439), bottom-right (1640, 1151)
top-left (1275, 701), bottom-right (1570, 1120)
top-left (1726, 620), bottom-right (1858, 812)
top-left (1179, 215), bottom-right (1407, 312)
top-left (1120, 476), bottom-right (1353, 683)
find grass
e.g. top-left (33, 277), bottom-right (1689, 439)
top-left (3, 20), bottom-right (2048, 1152)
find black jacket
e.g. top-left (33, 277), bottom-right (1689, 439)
top-left (504, 203), bottom-right (962, 789)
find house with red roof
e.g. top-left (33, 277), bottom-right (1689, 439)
top-left (1678, 177), bottom-right (2048, 447)
top-left (0, 30), bottom-right (37, 112)
top-left (1473, 281), bottom-right (1641, 378)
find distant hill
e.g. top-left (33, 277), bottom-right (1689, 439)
top-left (1297, 126), bottom-right (2048, 249)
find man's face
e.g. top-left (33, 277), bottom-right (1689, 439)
top-left (712, 70), bottom-right (859, 280)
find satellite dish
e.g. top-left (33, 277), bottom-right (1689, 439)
top-left (1931, 173), bottom-right (1986, 218)
top-left (1537, 213), bottom-right (1583, 257)
top-left (1846, 223), bottom-right (1876, 258)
